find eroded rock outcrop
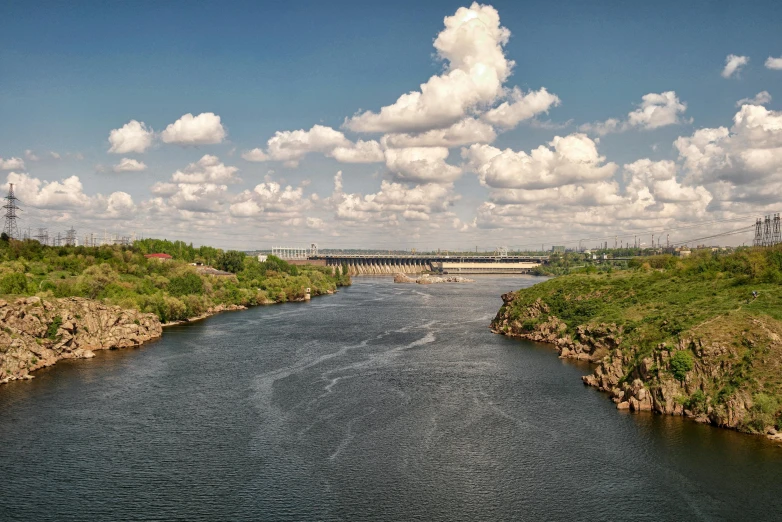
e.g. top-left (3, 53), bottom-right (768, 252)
top-left (0, 297), bottom-right (162, 384)
top-left (491, 292), bottom-right (782, 436)
top-left (394, 273), bottom-right (475, 284)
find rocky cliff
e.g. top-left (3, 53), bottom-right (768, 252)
top-left (0, 297), bottom-right (162, 385)
top-left (492, 291), bottom-right (782, 438)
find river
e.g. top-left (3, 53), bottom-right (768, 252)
top-left (1, 276), bottom-right (781, 520)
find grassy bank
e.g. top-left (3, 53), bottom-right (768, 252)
top-left (493, 247), bottom-right (782, 434)
top-left (0, 237), bottom-right (350, 323)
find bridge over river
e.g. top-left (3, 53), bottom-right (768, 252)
top-left (307, 254), bottom-right (549, 275)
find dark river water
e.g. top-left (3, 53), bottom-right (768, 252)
top-left (1, 276), bottom-right (782, 521)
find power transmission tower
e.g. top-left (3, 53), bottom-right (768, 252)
top-left (34, 228), bottom-right (49, 245)
top-left (754, 218), bottom-right (763, 246)
top-left (65, 227), bottom-right (76, 246)
top-left (774, 214), bottom-right (782, 246)
top-left (763, 215), bottom-right (772, 246)
top-left (3, 183), bottom-right (21, 239)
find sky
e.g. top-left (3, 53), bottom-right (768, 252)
top-left (1, 0), bottom-right (781, 251)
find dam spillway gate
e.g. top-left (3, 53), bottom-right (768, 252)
top-left (305, 255), bottom-right (549, 276)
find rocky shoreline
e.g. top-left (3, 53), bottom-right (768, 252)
top-left (1, 289), bottom-right (338, 386)
top-left (0, 296), bottom-right (162, 385)
top-left (393, 273), bottom-right (475, 284)
top-left (491, 291), bottom-right (782, 443)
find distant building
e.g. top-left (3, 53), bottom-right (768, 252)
top-left (145, 253), bottom-right (172, 261)
top-left (551, 246), bottom-right (566, 253)
top-left (258, 254), bottom-right (268, 262)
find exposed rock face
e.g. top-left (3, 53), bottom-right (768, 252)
top-left (491, 293), bottom-right (782, 436)
top-left (394, 273), bottom-right (475, 284)
top-left (0, 297), bottom-right (162, 385)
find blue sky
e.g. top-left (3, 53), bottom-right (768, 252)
top-left (1, 1), bottom-right (781, 249)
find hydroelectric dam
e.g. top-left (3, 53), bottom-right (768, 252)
top-left (307, 254), bottom-right (549, 275)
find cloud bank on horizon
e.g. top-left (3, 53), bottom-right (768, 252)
top-left (2, 2), bottom-right (782, 249)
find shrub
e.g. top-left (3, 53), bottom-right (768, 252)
top-left (746, 393), bottom-right (781, 432)
top-left (0, 272), bottom-right (29, 294)
top-left (685, 390), bottom-right (708, 413)
top-left (670, 350), bottom-right (694, 382)
top-left (46, 315), bottom-right (63, 340)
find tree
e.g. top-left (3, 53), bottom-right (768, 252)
top-left (0, 232), bottom-right (9, 242)
top-left (670, 350), bottom-right (694, 382)
top-left (168, 273), bottom-right (204, 296)
top-left (216, 250), bottom-right (246, 273)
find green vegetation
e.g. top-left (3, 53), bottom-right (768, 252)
top-left (499, 246), bottom-right (782, 433)
top-left (46, 315), bottom-right (63, 340)
top-left (670, 350), bottom-right (694, 382)
top-left (0, 238), bottom-right (350, 323)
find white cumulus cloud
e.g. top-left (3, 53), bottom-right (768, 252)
top-left (382, 118), bottom-right (496, 148)
top-left (0, 157), bottom-right (25, 170)
top-left (171, 154), bottom-right (240, 184)
top-left (462, 133), bottom-right (618, 189)
top-left (108, 120), bottom-right (155, 154)
top-left (345, 2), bottom-right (513, 133)
top-left (482, 87), bottom-right (560, 129)
top-left (112, 158), bottom-right (148, 172)
top-left (765, 56), bottom-right (782, 70)
top-left (580, 91), bottom-right (688, 135)
top-left (384, 147), bottom-right (462, 183)
top-left (160, 112), bottom-right (227, 145)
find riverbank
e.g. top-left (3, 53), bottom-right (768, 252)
top-left (1, 288), bottom-right (340, 385)
top-left (491, 249), bottom-right (782, 440)
top-left (0, 296), bottom-right (162, 384)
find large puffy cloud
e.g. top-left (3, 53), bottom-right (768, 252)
top-left (627, 91), bottom-right (688, 129)
top-left (102, 191), bottom-right (136, 218)
top-left (331, 171), bottom-right (458, 222)
top-left (0, 157), bottom-right (25, 170)
top-left (580, 91), bottom-right (688, 135)
top-left (382, 118), bottom-right (496, 148)
top-left (146, 155), bottom-right (240, 214)
top-left (108, 120), bottom-right (155, 154)
top-left (345, 3), bottom-right (513, 133)
top-left (766, 56), bottom-right (782, 70)
top-left (623, 159), bottom-right (710, 204)
top-left (4, 172), bottom-right (135, 218)
top-left (329, 140), bottom-right (385, 163)
top-left (171, 154), bottom-right (240, 184)
top-left (160, 112), bottom-right (227, 145)
top-left (474, 157), bottom-right (712, 234)
top-left (112, 158), bottom-right (147, 172)
top-left (384, 147), bottom-right (462, 183)
top-left (166, 183), bottom-right (229, 213)
top-left (462, 133), bottom-right (617, 189)
top-left (722, 54), bottom-right (749, 78)
top-left (242, 125), bottom-right (384, 167)
top-left (482, 87), bottom-right (560, 129)
top-left (229, 182), bottom-right (310, 217)
top-left (675, 104), bottom-right (782, 190)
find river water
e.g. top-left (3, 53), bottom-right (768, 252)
top-left (1, 276), bottom-right (781, 521)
